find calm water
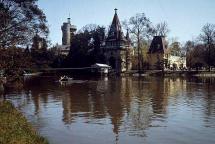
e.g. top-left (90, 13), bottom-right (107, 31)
top-left (2, 76), bottom-right (215, 144)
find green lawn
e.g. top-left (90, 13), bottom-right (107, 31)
top-left (0, 101), bottom-right (48, 144)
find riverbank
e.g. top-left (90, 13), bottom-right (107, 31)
top-left (121, 70), bottom-right (215, 77)
top-left (0, 101), bottom-right (48, 144)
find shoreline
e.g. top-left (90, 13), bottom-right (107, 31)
top-left (0, 101), bottom-right (49, 144)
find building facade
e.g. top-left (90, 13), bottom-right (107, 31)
top-left (147, 36), bottom-right (169, 70)
top-left (103, 9), bottom-right (133, 73)
top-left (147, 36), bottom-right (186, 70)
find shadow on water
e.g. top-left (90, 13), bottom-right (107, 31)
top-left (3, 76), bottom-right (215, 144)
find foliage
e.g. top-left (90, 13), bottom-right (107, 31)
top-left (123, 13), bottom-right (153, 42)
top-left (139, 40), bottom-right (150, 69)
top-left (123, 13), bottom-right (153, 72)
top-left (199, 23), bottom-right (215, 70)
top-left (0, 101), bottom-right (49, 144)
top-left (31, 49), bottom-right (56, 69)
top-left (0, 47), bottom-right (31, 70)
top-left (185, 23), bottom-right (215, 70)
top-left (169, 41), bottom-right (182, 56)
top-left (199, 23), bottom-right (215, 44)
top-left (184, 40), bottom-right (195, 69)
top-left (185, 41), bottom-right (209, 69)
top-left (0, 0), bottom-right (49, 48)
top-left (64, 24), bottom-right (106, 67)
top-left (0, 45), bottom-right (57, 83)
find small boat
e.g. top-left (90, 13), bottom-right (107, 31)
top-left (23, 71), bottom-right (42, 77)
top-left (59, 76), bottom-right (73, 82)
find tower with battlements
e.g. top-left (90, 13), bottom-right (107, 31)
top-left (61, 18), bottom-right (76, 46)
top-left (58, 18), bottom-right (77, 56)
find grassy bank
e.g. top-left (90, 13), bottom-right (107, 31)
top-left (0, 101), bottom-right (48, 144)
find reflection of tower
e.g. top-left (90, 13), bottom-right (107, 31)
top-left (61, 18), bottom-right (76, 46)
top-left (105, 79), bottom-right (124, 144)
top-left (62, 91), bottom-right (73, 124)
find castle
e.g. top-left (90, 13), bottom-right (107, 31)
top-left (58, 9), bottom-right (186, 72)
top-left (56, 18), bottom-right (76, 56)
top-left (103, 9), bottom-right (133, 73)
top-left (148, 36), bottom-right (186, 70)
top-left (61, 18), bottom-right (76, 46)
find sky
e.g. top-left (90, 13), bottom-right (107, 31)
top-left (38, 0), bottom-right (215, 45)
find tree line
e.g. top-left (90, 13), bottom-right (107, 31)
top-left (185, 23), bottom-right (215, 71)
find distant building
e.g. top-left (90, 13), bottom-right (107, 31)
top-left (168, 55), bottom-right (186, 69)
top-left (147, 36), bottom-right (186, 70)
top-left (61, 18), bottom-right (76, 45)
top-left (147, 36), bottom-right (169, 70)
top-left (31, 34), bottom-right (47, 51)
top-left (103, 9), bottom-right (133, 73)
top-left (57, 18), bottom-right (76, 56)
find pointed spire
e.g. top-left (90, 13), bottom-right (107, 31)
top-left (126, 29), bottom-right (129, 39)
top-left (106, 9), bottom-right (126, 41)
top-left (114, 8), bottom-right (118, 14)
top-left (126, 28), bottom-right (131, 44)
top-left (67, 17), bottom-right (71, 24)
top-left (112, 8), bottom-right (120, 29)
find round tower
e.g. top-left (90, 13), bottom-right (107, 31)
top-left (61, 18), bottom-right (76, 45)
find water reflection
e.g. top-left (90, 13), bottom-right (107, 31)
top-left (4, 76), bottom-right (215, 144)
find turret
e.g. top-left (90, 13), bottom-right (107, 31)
top-left (61, 18), bottom-right (76, 45)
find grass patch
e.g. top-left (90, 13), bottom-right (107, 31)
top-left (0, 101), bottom-right (48, 144)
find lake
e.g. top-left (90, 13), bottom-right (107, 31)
top-left (2, 76), bottom-right (215, 144)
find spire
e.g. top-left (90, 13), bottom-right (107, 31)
top-left (126, 29), bottom-right (131, 44)
top-left (67, 17), bottom-right (71, 24)
top-left (149, 36), bottom-right (167, 53)
top-left (106, 9), bottom-right (125, 41)
top-left (114, 8), bottom-right (118, 14)
top-left (126, 29), bottom-right (129, 39)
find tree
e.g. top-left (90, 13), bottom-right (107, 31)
top-left (184, 40), bottom-right (195, 70)
top-left (169, 41), bottom-right (181, 56)
top-left (123, 13), bottom-right (153, 73)
top-left (192, 44), bottom-right (207, 70)
top-left (65, 24), bottom-right (106, 67)
top-left (153, 21), bottom-right (170, 37)
top-left (0, 0), bottom-right (49, 48)
top-left (139, 40), bottom-right (150, 69)
top-left (199, 23), bottom-right (215, 71)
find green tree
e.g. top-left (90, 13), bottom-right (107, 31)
top-left (65, 25), bottom-right (106, 67)
top-left (169, 41), bottom-right (181, 56)
top-left (0, 0), bottom-right (48, 48)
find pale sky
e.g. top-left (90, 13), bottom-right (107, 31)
top-left (38, 0), bottom-right (215, 45)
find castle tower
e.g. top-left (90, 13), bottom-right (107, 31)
top-left (61, 18), bottom-right (77, 46)
top-left (148, 36), bottom-right (168, 70)
top-left (103, 9), bottom-right (133, 73)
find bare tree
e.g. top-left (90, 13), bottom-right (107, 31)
top-left (123, 13), bottom-right (153, 73)
top-left (153, 21), bottom-right (170, 37)
top-left (199, 23), bottom-right (215, 71)
top-left (79, 24), bottom-right (98, 33)
top-left (184, 40), bottom-right (195, 70)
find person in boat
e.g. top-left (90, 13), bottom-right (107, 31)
top-left (59, 75), bottom-right (73, 82)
